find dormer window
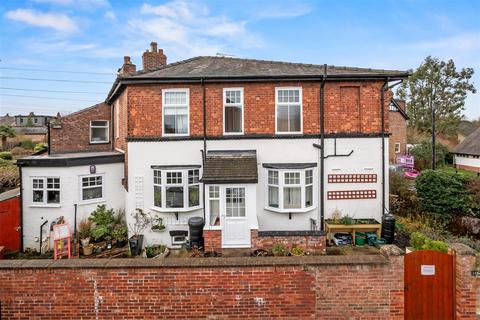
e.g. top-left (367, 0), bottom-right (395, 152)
top-left (90, 120), bottom-right (109, 143)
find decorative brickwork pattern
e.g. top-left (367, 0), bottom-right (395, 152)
top-left (328, 174), bottom-right (377, 183)
top-left (327, 190), bottom-right (377, 200)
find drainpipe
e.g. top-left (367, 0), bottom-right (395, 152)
top-left (39, 219), bottom-right (48, 253)
top-left (201, 78), bottom-right (207, 220)
top-left (319, 64), bottom-right (327, 230)
top-left (19, 165), bottom-right (24, 252)
top-left (47, 120), bottom-right (51, 155)
top-left (381, 78), bottom-right (388, 216)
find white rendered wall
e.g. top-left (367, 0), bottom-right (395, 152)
top-left (455, 155), bottom-right (480, 169)
top-left (21, 163), bottom-right (125, 250)
top-left (127, 137), bottom-right (387, 247)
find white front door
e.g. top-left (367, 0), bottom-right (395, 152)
top-left (222, 187), bottom-right (250, 247)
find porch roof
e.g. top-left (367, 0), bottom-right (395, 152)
top-left (201, 150), bottom-right (258, 184)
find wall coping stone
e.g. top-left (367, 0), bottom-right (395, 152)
top-left (449, 243), bottom-right (476, 256)
top-left (0, 255), bottom-right (388, 269)
top-left (257, 230), bottom-right (326, 237)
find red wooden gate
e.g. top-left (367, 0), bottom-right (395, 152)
top-left (404, 250), bottom-right (455, 320)
top-left (0, 192), bottom-right (21, 253)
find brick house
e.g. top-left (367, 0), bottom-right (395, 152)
top-left (388, 98), bottom-right (409, 163)
top-left (17, 42), bottom-right (409, 252)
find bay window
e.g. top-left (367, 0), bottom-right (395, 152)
top-left (224, 88), bottom-right (243, 134)
top-left (32, 177), bottom-right (60, 205)
top-left (152, 168), bottom-right (201, 211)
top-left (276, 88), bottom-right (302, 133)
top-left (265, 167), bottom-right (315, 212)
top-left (163, 89), bottom-right (189, 136)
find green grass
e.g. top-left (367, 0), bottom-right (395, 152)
top-left (440, 166), bottom-right (479, 178)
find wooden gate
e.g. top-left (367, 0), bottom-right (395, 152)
top-left (0, 193), bottom-right (21, 253)
top-left (404, 250), bottom-right (455, 320)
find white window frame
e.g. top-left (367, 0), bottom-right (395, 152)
top-left (207, 185), bottom-right (221, 229)
top-left (79, 174), bottom-right (105, 204)
top-left (223, 88), bottom-right (244, 135)
top-left (394, 142), bottom-right (401, 154)
top-left (30, 177), bottom-right (61, 207)
top-left (151, 168), bottom-right (202, 212)
top-left (162, 88), bottom-right (190, 137)
top-left (265, 168), bottom-right (316, 213)
top-left (275, 87), bottom-right (303, 134)
top-left (90, 120), bottom-right (110, 144)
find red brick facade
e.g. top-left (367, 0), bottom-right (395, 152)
top-left (389, 107), bottom-right (408, 162)
top-left (49, 103), bottom-right (112, 154)
top-left (250, 230), bottom-right (326, 255)
top-left (456, 163), bottom-right (480, 173)
top-left (122, 81), bottom-right (392, 139)
top-left (203, 229), bottom-right (222, 252)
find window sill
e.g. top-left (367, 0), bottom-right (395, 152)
top-left (264, 206), bottom-right (316, 214)
top-left (89, 141), bottom-right (110, 145)
top-left (275, 131), bottom-right (303, 135)
top-left (150, 206), bottom-right (202, 213)
top-left (78, 199), bottom-right (106, 206)
top-left (30, 204), bottom-right (61, 208)
top-left (223, 132), bottom-right (244, 136)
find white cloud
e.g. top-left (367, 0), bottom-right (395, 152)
top-left (104, 10), bottom-right (116, 20)
top-left (249, 2), bottom-right (313, 20)
top-left (5, 8), bottom-right (78, 32)
top-left (410, 33), bottom-right (480, 53)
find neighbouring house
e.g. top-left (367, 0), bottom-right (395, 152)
top-left (388, 98), bottom-right (409, 163)
top-left (453, 127), bottom-right (480, 173)
top-left (17, 41), bottom-right (410, 252)
top-left (0, 112), bottom-right (58, 146)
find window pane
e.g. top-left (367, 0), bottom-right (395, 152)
top-left (189, 185), bottom-right (200, 207)
top-left (91, 120), bottom-right (107, 127)
top-left (82, 187), bottom-right (102, 200)
top-left (268, 186), bottom-right (279, 208)
top-left (225, 106), bottom-right (242, 133)
top-left (209, 186), bottom-right (219, 198)
top-left (209, 199), bottom-right (220, 226)
top-left (268, 170), bottom-right (278, 185)
top-left (226, 187), bottom-right (245, 217)
top-left (176, 114), bottom-right (188, 134)
top-left (284, 187), bottom-right (301, 209)
top-left (33, 190), bottom-right (43, 203)
top-left (188, 169), bottom-right (199, 184)
top-left (154, 170), bottom-right (161, 185)
top-left (306, 170), bottom-right (313, 185)
top-left (91, 127), bottom-right (108, 142)
top-left (164, 115), bottom-right (176, 134)
top-left (166, 187), bottom-right (184, 208)
top-left (47, 190), bottom-right (60, 204)
top-left (285, 172), bottom-right (300, 184)
top-left (305, 185), bottom-right (313, 207)
top-left (277, 105), bottom-right (289, 132)
top-left (288, 105), bottom-right (301, 132)
top-left (154, 185), bottom-right (162, 207)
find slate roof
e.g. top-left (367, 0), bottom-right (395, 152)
top-left (201, 150), bottom-right (258, 184)
top-left (453, 127), bottom-right (480, 156)
top-left (127, 56), bottom-right (410, 79)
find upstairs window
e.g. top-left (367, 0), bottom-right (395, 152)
top-left (276, 88), bottom-right (302, 133)
top-left (265, 168), bottom-right (315, 212)
top-left (163, 89), bottom-right (189, 136)
top-left (32, 177), bottom-right (60, 205)
top-left (90, 120), bottom-right (109, 143)
top-left (152, 168), bottom-right (202, 211)
top-left (395, 142), bottom-right (401, 154)
top-left (224, 88), bottom-right (243, 134)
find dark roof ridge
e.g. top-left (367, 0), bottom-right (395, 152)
top-left (124, 56), bottom-right (206, 77)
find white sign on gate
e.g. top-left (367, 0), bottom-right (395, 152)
top-left (421, 264), bottom-right (435, 276)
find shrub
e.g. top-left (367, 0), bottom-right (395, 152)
top-left (271, 244), bottom-right (287, 256)
top-left (410, 232), bottom-right (448, 253)
top-left (410, 139), bottom-right (449, 170)
top-left (0, 151), bottom-right (12, 160)
top-left (78, 219), bottom-right (93, 239)
top-left (88, 205), bottom-right (116, 241)
top-left (416, 170), bottom-right (473, 223)
top-left (34, 143), bottom-right (47, 153)
top-left (145, 245), bottom-right (166, 258)
top-left (20, 139), bottom-right (36, 150)
top-left (10, 147), bottom-right (32, 158)
top-left (466, 177), bottom-right (480, 217)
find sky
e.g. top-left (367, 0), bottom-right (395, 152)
top-left (0, 0), bottom-right (479, 119)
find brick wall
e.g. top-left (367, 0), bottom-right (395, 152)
top-left (124, 81), bottom-right (391, 138)
top-left (456, 164), bottom-right (480, 173)
top-left (0, 249), bottom-right (402, 319)
top-left (203, 229), bottom-right (221, 252)
top-left (389, 110), bottom-right (407, 162)
top-left (50, 103), bottom-right (112, 154)
top-left (251, 230), bottom-right (326, 254)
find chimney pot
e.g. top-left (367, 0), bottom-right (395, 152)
top-left (119, 56), bottom-right (136, 75)
top-left (150, 42), bottom-right (158, 52)
top-left (124, 56), bottom-right (131, 64)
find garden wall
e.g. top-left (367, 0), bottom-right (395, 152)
top-left (0, 245), bottom-right (476, 319)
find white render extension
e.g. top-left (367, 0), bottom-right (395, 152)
top-left (18, 152), bottom-right (125, 250)
top-left (125, 137), bottom-right (389, 248)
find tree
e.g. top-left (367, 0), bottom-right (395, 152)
top-left (409, 139), bottom-right (449, 170)
top-left (0, 125), bottom-right (16, 150)
top-left (397, 56), bottom-right (476, 137)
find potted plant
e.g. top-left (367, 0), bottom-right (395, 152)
top-left (150, 215), bottom-right (166, 232)
top-left (271, 243), bottom-right (287, 256)
top-left (89, 205), bottom-right (115, 244)
top-left (290, 246), bottom-right (305, 256)
top-left (78, 219), bottom-right (93, 247)
top-left (82, 244), bottom-right (94, 256)
top-left (128, 208), bottom-right (150, 256)
top-left (112, 223), bottom-right (128, 248)
top-left (145, 245), bottom-right (169, 258)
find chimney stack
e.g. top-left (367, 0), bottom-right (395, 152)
top-left (118, 56), bottom-right (136, 76)
top-left (142, 41), bottom-right (167, 71)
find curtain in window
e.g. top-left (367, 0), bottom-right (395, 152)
top-left (225, 106), bottom-right (242, 132)
top-left (284, 187), bottom-right (301, 209)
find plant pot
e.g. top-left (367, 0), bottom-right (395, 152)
top-left (151, 226), bottom-right (166, 233)
top-left (80, 238), bottom-right (90, 247)
top-left (82, 244), bottom-right (93, 256)
top-left (116, 240), bottom-right (127, 248)
top-left (129, 235), bottom-right (144, 256)
top-left (290, 249), bottom-right (305, 257)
